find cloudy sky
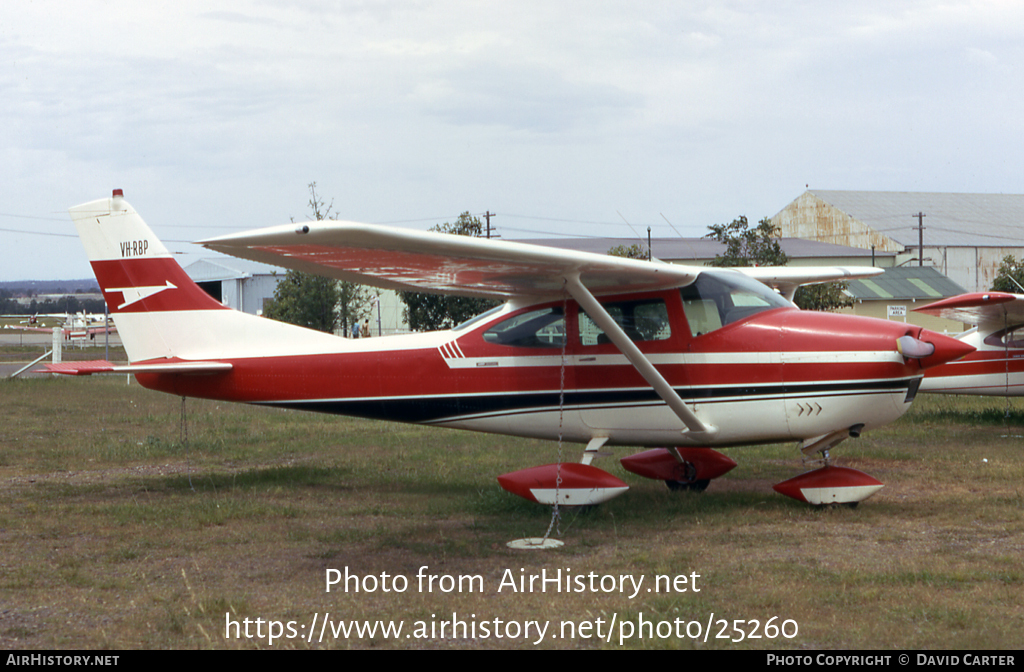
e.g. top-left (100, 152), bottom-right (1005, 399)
top-left (3, 1), bottom-right (1023, 281)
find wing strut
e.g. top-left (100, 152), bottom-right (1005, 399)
top-left (565, 276), bottom-right (717, 440)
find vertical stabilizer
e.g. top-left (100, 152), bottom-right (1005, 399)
top-left (69, 190), bottom-right (348, 365)
top-left (69, 191), bottom-right (246, 363)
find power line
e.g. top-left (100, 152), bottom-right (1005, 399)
top-left (0, 226), bottom-right (78, 238)
top-left (499, 225), bottom-right (653, 239)
top-left (0, 212), bottom-right (67, 222)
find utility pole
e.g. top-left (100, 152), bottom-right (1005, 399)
top-left (484, 211), bottom-right (495, 239)
top-left (913, 212), bottom-right (926, 266)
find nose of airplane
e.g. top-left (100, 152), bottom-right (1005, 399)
top-left (897, 329), bottom-right (975, 369)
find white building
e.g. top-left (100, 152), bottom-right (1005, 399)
top-left (183, 258), bottom-right (282, 316)
top-left (183, 257), bottom-right (409, 336)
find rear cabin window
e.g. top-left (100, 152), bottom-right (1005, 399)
top-left (482, 307), bottom-right (565, 348)
top-left (578, 298), bottom-right (671, 346)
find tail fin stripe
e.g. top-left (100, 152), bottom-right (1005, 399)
top-left (92, 259), bottom-right (227, 314)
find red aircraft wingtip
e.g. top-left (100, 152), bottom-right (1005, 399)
top-left (914, 292), bottom-right (1016, 313)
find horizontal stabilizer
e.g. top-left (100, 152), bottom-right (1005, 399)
top-left (39, 360), bottom-right (117, 376)
top-left (40, 360), bottom-right (233, 376)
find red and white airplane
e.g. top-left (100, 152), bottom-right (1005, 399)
top-left (914, 292), bottom-right (1024, 396)
top-left (47, 190), bottom-right (975, 507)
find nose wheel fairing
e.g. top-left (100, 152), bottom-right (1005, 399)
top-left (773, 465), bottom-right (884, 507)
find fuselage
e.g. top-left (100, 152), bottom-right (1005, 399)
top-left (135, 273), bottom-right (941, 448)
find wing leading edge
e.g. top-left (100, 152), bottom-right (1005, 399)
top-left (201, 222), bottom-right (699, 299)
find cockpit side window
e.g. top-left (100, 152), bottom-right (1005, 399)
top-left (680, 271), bottom-right (792, 337)
top-left (482, 306), bottom-right (565, 348)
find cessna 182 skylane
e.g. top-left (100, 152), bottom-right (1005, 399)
top-left (47, 191), bottom-right (975, 507)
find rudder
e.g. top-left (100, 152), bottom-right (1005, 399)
top-left (69, 190), bottom-right (346, 365)
top-left (70, 190), bottom-right (230, 362)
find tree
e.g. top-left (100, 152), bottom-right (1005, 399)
top-left (792, 282), bottom-right (853, 312)
top-left (263, 270), bottom-right (341, 332)
top-left (400, 212), bottom-right (500, 331)
top-left (704, 215), bottom-right (852, 312)
top-left (705, 216), bottom-right (788, 267)
top-left (607, 243), bottom-right (649, 260)
top-left (991, 255), bottom-right (1024, 293)
top-left (263, 183), bottom-right (373, 334)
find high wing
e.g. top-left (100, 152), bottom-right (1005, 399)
top-left (200, 221), bottom-right (698, 300)
top-left (737, 266), bottom-right (885, 302)
top-left (914, 292), bottom-right (1024, 329)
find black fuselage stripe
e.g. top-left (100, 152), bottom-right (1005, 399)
top-left (258, 379), bottom-right (914, 424)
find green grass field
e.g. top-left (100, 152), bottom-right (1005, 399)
top-left (1, 370), bottom-right (1022, 649)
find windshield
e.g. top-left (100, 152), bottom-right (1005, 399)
top-left (680, 271), bottom-right (792, 337)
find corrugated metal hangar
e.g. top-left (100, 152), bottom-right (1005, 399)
top-left (772, 190), bottom-right (1024, 293)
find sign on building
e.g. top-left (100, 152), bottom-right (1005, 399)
top-left (887, 305), bottom-right (907, 320)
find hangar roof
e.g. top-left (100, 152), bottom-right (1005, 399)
top-left (845, 266), bottom-right (966, 301)
top-left (805, 190), bottom-right (1024, 248)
